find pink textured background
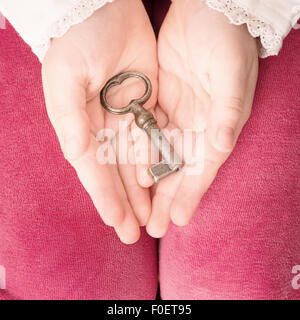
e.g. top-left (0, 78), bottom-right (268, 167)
top-left (0, 1), bottom-right (300, 299)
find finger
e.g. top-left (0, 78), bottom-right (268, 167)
top-left (170, 105), bottom-right (243, 226)
top-left (119, 172), bottom-right (151, 227)
top-left (42, 62), bottom-right (125, 227)
top-left (170, 157), bottom-right (218, 226)
top-left (134, 105), bottom-right (170, 188)
top-left (42, 65), bottom-right (90, 161)
top-left (132, 119), bottom-right (154, 188)
top-left (71, 135), bottom-right (127, 227)
top-left (116, 127), bottom-right (151, 226)
top-left (147, 169), bottom-right (183, 238)
top-left (146, 174), bottom-right (179, 238)
top-left (145, 122), bottom-right (183, 238)
top-left (107, 159), bottom-right (141, 244)
top-left (114, 208), bottom-right (141, 244)
top-left (96, 120), bottom-right (141, 242)
top-left (170, 114), bottom-right (236, 226)
top-left (207, 57), bottom-right (251, 153)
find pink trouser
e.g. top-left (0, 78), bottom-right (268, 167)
top-left (0, 3), bottom-right (299, 299)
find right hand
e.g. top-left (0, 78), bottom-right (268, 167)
top-left (146, 0), bottom-right (258, 237)
top-left (42, 0), bottom-right (158, 244)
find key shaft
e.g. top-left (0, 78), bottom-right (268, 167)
top-left (132, 103), bottom-right (183, 180)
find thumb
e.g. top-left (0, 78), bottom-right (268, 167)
top-left (208, 95), bottom-right (245, 153)
top-left (207, 62), bottom-right (248, 153)
top-left (42, 60), bottom-right (90, 162)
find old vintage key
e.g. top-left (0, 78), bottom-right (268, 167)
top-left (100, 71), bottom-right (183, 182)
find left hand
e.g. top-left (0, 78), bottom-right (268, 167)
top-left (42, 0), bottom-right (158, 244)
top-left (146, 0), bottom-right (259, 237)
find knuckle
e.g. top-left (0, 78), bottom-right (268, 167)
top-left (50, 108), bottom-right (86, 128)
top-left (226, 96), bottom-right (244, 111)
top-left (49, 109), bottom-right (73, 128)
top-left (224, 96), bottom-right (244, 121)
top-left (244, 106), bottom-right (252, 121)
top-left (231, 55), bottom-right (245, 72)
top-left (42, 54), bottom-right (74, 81)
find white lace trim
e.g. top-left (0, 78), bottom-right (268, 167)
top-left (33, 0), bottom-right (114, 62)
top-left (291, 5), bottom-right (300, 29)
top-left (206, 0), bottom-right (283, 58)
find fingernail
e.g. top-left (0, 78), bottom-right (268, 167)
top-left (217, 127), bottom-right (234, 151)
top-left (61, 136), bottom-right (81, 160)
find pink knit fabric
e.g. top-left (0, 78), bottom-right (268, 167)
top-left (0, 1), bottom-right (299, 300)
top-left (159, 27), bottom-right (300, 300)
top-left (0, 21), bottom-right (158, 300)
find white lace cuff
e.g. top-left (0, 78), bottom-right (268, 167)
top-left (1, 0), bottom-right (299, 61)
top-left (205, 0), bottom-right (300, 58)
top-left (0, 0), bottom-right (115, 62)
top-left (34, 0), bottom-right (115, 62)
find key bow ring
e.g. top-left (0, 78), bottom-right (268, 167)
top-left (100, 71), bottom-right (152, 115)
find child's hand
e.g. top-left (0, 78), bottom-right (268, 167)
top-left (146, 0), bottom-right (258, 237)
top-left (42, 0), bottom-right (158, 244)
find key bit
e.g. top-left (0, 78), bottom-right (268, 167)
top-left (100, 71), bottom-right (183, 182)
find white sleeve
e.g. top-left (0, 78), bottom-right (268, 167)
top-left (0, 0), bottom-right (114, 62)
top-left (205, 0), bottom-right (300, 57)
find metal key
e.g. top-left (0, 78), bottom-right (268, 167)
top-left (100, 71), bottom-right (183, 182)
